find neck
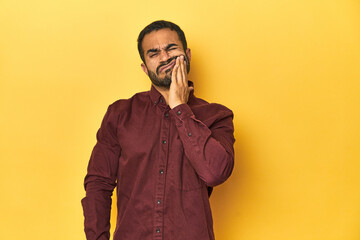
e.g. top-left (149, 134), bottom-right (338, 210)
top-left (153, 85), bottom-right (170, 105)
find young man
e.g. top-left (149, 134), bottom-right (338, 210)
top-left (82, 20), bottom-right (235, 240)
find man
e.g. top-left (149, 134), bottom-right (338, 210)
top-left (82, 20), bottom-right (235, 240)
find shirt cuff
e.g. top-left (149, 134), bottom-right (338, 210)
top-left (169, 103), bottom-right (194, 120)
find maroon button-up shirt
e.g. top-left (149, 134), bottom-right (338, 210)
top-left (82, 82), bottom-right (235, 240)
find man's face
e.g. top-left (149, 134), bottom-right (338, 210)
top-left (141, 28), bottom-right (191, 89)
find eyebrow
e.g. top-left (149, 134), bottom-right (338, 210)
top-left (146, 43), bottom-right (179, 55)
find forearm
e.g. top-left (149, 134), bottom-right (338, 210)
top-left (82, 151), bottom-right (118, 240)
top-left (82, 178), bottom-right (114, 240)
top-left (82, 104), bottom-right (120, 240)
top-left (170, 104), bottom-right (235, 186)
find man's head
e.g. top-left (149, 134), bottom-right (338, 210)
top-left (138, 20), bottom-right (191, 89)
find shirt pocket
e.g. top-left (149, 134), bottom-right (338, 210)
top-left (169, 145), bottom-right (203, 191)
top-left (167, 133), bottom-right (204, 191)
top-left (177, 157), bottom-right (203, 191)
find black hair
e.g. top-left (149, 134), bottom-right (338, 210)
top-left (137, 20), bottom-right (188, 63)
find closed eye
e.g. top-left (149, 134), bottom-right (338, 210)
top-left (165, 43), bottom-right (178, 51)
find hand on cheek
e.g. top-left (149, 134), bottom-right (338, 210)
top-left (169, 55), bottom-right (194, 109)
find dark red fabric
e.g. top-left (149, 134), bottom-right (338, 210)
top-left (82, 82), bottom-right (235, 240)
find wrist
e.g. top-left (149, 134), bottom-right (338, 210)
top-left (169, 101), bottom-right (184, 109)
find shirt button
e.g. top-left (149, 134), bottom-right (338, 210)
top-left (160, 99), bottom-right (163, 103)
top-left (157, 199), bottom-right (161, 204)
top-left (188, 132), bottom-right (192, 136)
top-left (156, 228), bottom-right (160, 233)
top-left (154, 101), bottom-right (157, 104)
top-left (162, 140), bottom-right (167, 144)
top-left (160, 169), bottom-right (164, 174)
top-left (177, 110), bottom-right (181, 115)
top-left (165, 113), bottom-right (169, 117)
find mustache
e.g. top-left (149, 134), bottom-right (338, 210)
top-left (156, 55), bottom-right (185, 75)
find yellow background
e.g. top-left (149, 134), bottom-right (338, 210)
top-left (1, 0), bottom-right (359, 239)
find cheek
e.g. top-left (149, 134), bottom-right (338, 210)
top-left (146, 60), bottom-right (159, 72)
top-left (174, 50), bottom-right (185, 57)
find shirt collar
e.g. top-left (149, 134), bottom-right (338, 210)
top-left (149, 81), bottom-right (195, 106)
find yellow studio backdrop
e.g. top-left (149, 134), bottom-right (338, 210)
top-left (0, 0), bottom-right (359, 239)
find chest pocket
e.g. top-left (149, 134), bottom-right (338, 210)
top-left (168, 135), bottom-right (203, 191)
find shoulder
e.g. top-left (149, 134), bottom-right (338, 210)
top-left (189, 95), bottom-right (234, 123)
top-left (107, 91), bottom-right (150, 113)
top-left (98, 91), bottom-right (150, 133)
top-left (190, 95), bottom-right (233, 115)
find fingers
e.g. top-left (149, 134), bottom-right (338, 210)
top-left (179, 56), bottom-right (185, 85)
top-left (178, 55), bottom-right (187, 86)
top-left (171, 57), bottom-right (180, 84)
top-left (176, 56), bottom-right (183, 85)
top-left (170, 55), bottom-right (188, 89)
top-left (168, 55), bottom-right (191, 108)
top-left (183, 60), bottom-right (187, 85)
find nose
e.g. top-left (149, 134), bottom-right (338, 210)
top-left (159, 50), bottom-right (170, 61)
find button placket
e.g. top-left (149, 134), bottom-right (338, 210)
top-left (153, 109), bottom-right (170, 239)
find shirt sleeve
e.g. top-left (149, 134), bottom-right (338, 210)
top-left (81, 104), bottom-right (121, 240)
top-left (169, 103), bottom-right (235, 187)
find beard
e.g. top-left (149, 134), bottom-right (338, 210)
top-left (146, 54), bottom-right (190, 89)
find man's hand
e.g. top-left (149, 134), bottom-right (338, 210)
top-left (168, 55), bottom-right (194, 109)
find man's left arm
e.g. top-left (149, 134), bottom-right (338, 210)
top-left (169, 55), bottom-right (235, 186)
top-left (169, 103), bottom-right (235, 187)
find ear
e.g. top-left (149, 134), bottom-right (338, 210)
top-left (186, 48), bottom-right (191, 62)
top-left (141, 63), bottom-right (149, 75)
